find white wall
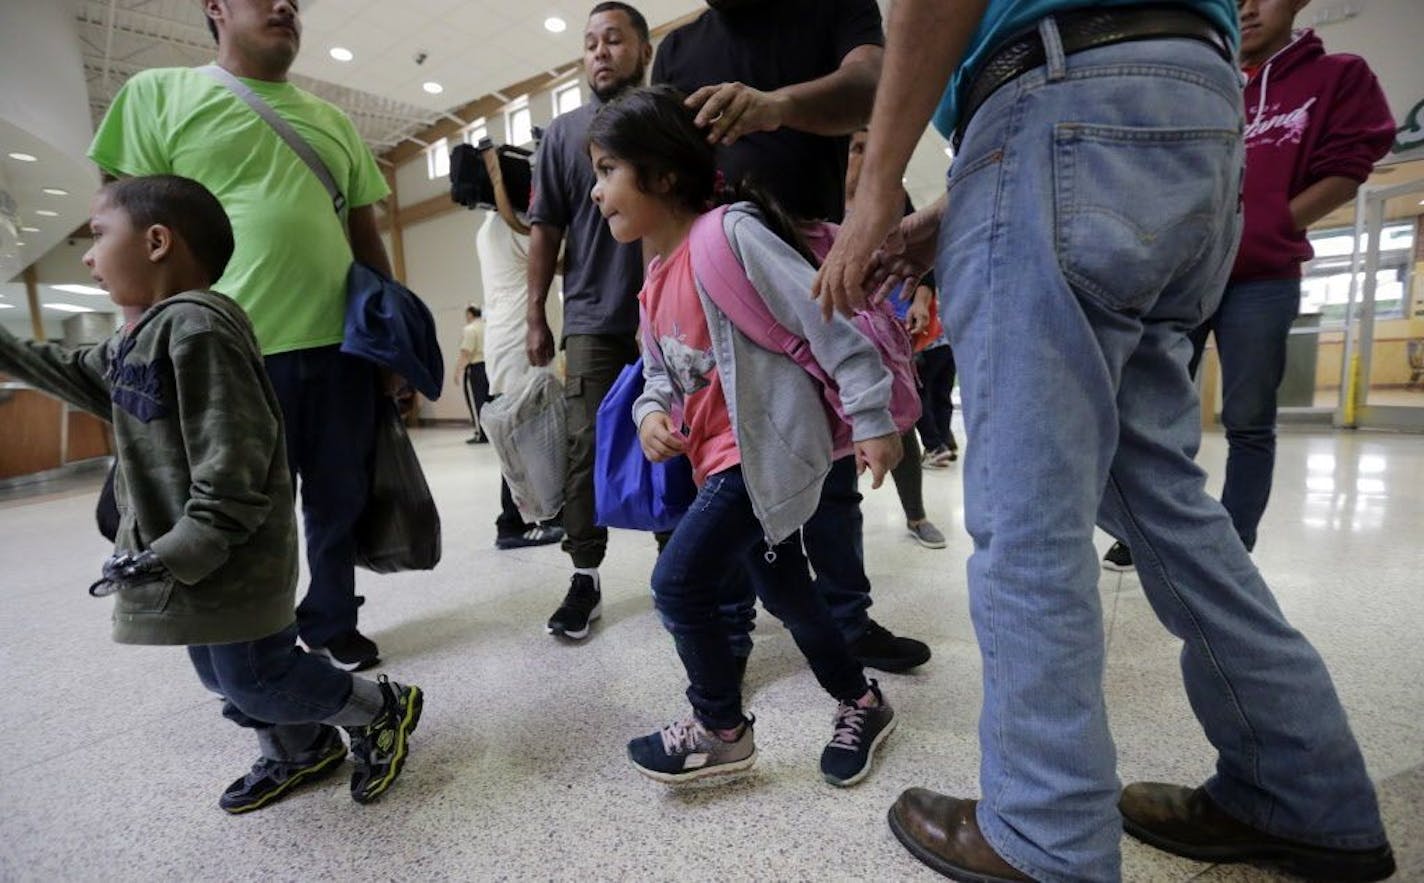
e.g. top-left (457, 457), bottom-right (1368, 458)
top-left (1310, 0), bottom-right (1424, 162)
top-left (400, 208), bottom-right (484, 420)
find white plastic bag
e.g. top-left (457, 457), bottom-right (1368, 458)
top-left (481, 367), bottom-right (567, 522)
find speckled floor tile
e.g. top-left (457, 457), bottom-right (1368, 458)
top-left (0, 425), bottom-right (1418, 881)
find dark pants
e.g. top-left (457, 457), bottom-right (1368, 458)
top-left (719, 456), bottom-right (876, 657)
top-left (1188, 278), bottom-right (1301, 551)
top-left (890, 429), bottom-right (926, 522)
top-left (265, 345), bottom-right (378, 648)
top-left (655, 467), bottom-right (868, 729)
top-left (562, 333), bottom-right (638, 569)
top-left (462, 362), bottom-right (489, 436)
top-left (915, 343), bottom-right (957, 451)
top-left (188, 624), bottom-right (354, 729)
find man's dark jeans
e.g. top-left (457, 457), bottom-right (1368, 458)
top-left (1189, 278), bottom-right (1302, 550)
top-left (562, 333), bottom-right (638, 569)
top-left (655, 467), bottom-right (868, 729)
top-left (265, 345), bottom-right (377, 648)
top-left (719, 456), bottom-right (875, 657)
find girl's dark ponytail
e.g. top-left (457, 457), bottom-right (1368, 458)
top-left (588, 85), bottom-right (820, 266)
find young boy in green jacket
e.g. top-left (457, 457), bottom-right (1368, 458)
top-left (0, 175), bottom-right (423, 813)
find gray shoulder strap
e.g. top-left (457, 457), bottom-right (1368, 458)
top-left (198, 64), bottom-right (346, 217)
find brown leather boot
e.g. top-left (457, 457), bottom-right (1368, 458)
top-left (1120, 782), bottom-right (1395, 881)
top-left (887, 788), bottom-right (1036, 882)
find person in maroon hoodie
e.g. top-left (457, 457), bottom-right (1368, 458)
top-left (1103, 0), bottom-right (1395, 572)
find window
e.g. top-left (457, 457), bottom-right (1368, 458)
top-left (506, 96), bottom-right (533, 147)
top-left (1300, 223), bottom-right (1415, 323)
top-left (425, 136), bottom-right (450, 180)
top-left (463, 118), bottom-right (489, 147)
top-left (552, 81), bottom-right (582, 117)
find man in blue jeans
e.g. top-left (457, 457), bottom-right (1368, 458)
top-left (817, 1), bottom-right (1394, 881)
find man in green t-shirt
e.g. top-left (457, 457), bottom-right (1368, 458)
top-left (89, 0), bottom-right (396, 671)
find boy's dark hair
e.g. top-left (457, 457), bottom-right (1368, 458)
top-left (586, 85), bottom-right (815, 265)
top-left (589, 2), bottom-right (650, 43)
top-left (101, 175), bottom-right (235, 285)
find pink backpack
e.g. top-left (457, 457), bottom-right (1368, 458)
top-left (688, 205), bottom-right (921, 452)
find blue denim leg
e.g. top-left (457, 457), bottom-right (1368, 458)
top-left (189, 624), bottom-right (355, 726)
top-left (265, 346), bottom-right (377, 648)
top-left (941, 29), bottom-right (1385, 882)
top-left (656, 468), bottom-right (866, 728)
top-left (718, 455), bottom-right (873, 652)
top-left (1207, 278), bottom-right (1302, 550)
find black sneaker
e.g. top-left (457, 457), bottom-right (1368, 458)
top-left (346, 675), bottom-right (423, 804)
top-left (219, 726), bottom-right (346, 814)
top-left (495, 524), bottom-right (565, 550)
top-left (546, 573), bottom-right (601, 639)
top-left (627, 715), bottom-right (757, 783)
top-left (310, 631), bottom-right (380, 672)
top-left (849, 621), bottom-right (931, 672)
top-left (821, 681), bottom-right (896, 787)
top-left (1103, 541), bottom-right (1135, 573)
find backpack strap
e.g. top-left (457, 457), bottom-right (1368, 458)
top-left (688, 206), bottom-right (812, 367)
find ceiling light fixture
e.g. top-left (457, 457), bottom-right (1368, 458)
top-left (423, 81), bottom-right (444, 94)
top-left (50, 284), bottom-right (108, 296)
top-left (545, 16), bottom-right (567, 33)
top-left (0, 304), bottom-right (14, 310)
top-left (42, 187), bottom-right (69, 196)
top-left (7, 152), bottom-right (38, 162)
top-left (20, 226), bottom-right (39, 233)
top-left (330, 47), bottom-right (353, 61)
top-left (43, 304), bottom-right (96, 313)
top-left (34, 209), bottom-right (59, 217)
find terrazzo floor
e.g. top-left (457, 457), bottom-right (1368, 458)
top-left (1, 423), bottom-right (1420, 881)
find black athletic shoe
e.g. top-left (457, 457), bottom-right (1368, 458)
top-left (219, 726), bottom-right (347, 814)
top-left (1103, 541), bottom-right (1135, 573)
top-left (495, 524), bottom-right (565, 549)
top-left (310, 631), bottom-right (380, 672)
top-left (849, 621), bottom-right (931, 672)
top-left (821, 681), bottom-right (897, 787)
top-left (347, 675), bottom-right (423, 804)
top-left (546, 573), bottom-right (602, 640)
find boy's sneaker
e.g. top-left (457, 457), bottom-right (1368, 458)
top-left (346, 675), bottom-right (423, 804)
top-left (627, 715), bottom-right (757, 784)
top-left (495, 524), bottom-right (564, 550)
top-left (1103, 541), bottom-right (1135, 573)
top-left (219, 725), bottom-right (347, 814)
top-left (907, 520), bottom-right (947, 549)
top-left (546, 573), bottom-right (601, 639)
top-left (821, 681), bottom-right (896, 787)
top-left (849, 620), bottom-right (932, 672)
top-left (309, 630), bottom-right (380, 672)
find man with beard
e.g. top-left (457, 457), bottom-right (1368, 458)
top-left (89, 0), bottom-right (395, 672)
top-left (652, 0), bottom-right (934, 673)
top-left (526, 2), bottom-right (653, 640)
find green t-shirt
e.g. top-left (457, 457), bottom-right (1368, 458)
top-left (89, 67), bottom-right (390, 355)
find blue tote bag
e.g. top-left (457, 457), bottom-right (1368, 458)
top-left (594, 358), bottom-right (696, 532)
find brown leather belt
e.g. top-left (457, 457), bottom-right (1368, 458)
top-left (954, 5), bottom-right (1233, 147)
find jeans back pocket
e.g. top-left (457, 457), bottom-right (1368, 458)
top-left (1053, 124), bottom-right (1239, 315)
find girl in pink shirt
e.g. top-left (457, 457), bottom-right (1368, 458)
top-left (588, 85), bottom-right (902, 787)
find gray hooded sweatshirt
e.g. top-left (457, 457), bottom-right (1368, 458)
top-left (634, 204), bottom-right (895, 546)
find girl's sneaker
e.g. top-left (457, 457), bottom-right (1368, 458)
top-left (628, 715), bottom-right (757, 783)
top-left (821, 681), bottom-right (896, 787)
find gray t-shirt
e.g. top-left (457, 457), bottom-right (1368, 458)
top-left (528, 96), bottom-right (643, 339)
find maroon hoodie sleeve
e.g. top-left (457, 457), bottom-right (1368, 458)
top-left (1306, 57), bottom-right (1397, 185)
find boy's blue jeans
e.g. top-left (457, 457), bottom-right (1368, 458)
top-left (189, 624), bottom-right (383, 759)
top-left (939, 25), bottom-right (1386, 882)
top-left (1189, 278), bottom-right (1303, 550)
top-left (653, 467), bottom-right (867, 730)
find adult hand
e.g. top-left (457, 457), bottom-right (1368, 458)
top-left (854, 432), bottom-right (903, 489)
top-left (638, 412), bottom-right (687, 463)
top-left (526, 315), bottom-right (555, 367)
top-left (685, 82), bottom-right (789, 146)
top-left (813, 185), bottom-right (902, 319)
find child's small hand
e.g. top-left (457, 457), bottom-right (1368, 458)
top-left (854, 433), bottom-right (903, 489)
top-left (639, 412), bottom-right (687, 463)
